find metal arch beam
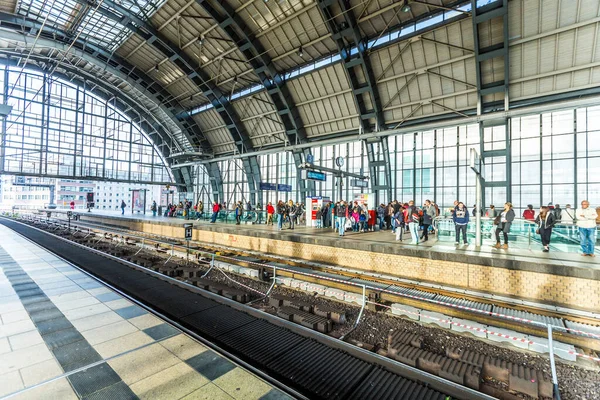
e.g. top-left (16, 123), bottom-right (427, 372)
top-left (318, 0), bottom-right (390, 203)
top-left (195, 0), bottom-right (308, 146)
top-left (71, 0), bottom-right (254, 155)
top-left (0, 12), bottom-right (212, 156)
top-left (207, 162), bottom-right (224, 202)
top-left (0, 54), bottom-right (194, 188)
top-left (194, 0), bottom-right (311, 202)
top-left (69, 0), bottom-right (258, 203)
top-left (318, 0), bottom-right (385, 133)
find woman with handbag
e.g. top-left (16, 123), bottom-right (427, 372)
top-left (493, 202), bottom-right (515, 249)
top-left (535, 206), bottom-right (556, 252)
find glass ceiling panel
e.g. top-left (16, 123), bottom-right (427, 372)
top-left (18, 0), bottom-right (80, 30)
top-left (17, 0), bottom-right (167, 52)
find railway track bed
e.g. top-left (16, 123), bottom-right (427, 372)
top-left (8, 213), bottom-right (600, 399)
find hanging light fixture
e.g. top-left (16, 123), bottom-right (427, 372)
top-left (154, 64), bottom-right (159, 71)
top-left (298, 46), bottom-right (303, 58)
top-left (401, 0), bottom-right (411, 13)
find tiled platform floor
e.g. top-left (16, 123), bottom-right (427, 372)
top-left (0, 225), bottom-right (291, 400)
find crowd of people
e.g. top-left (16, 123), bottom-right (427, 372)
top-left (157, 196), bottom-right (598, 257)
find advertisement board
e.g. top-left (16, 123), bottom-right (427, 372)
top-left (132, 190), bottom-right (146, 213)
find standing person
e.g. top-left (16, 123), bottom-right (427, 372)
top-left (266, 202), bottom-right (275, 225)
top-left (377, 203), bottom-right (385, 230)
top-left (197, 201), bottom-right (204, 219)
top-left (70, 200), bottom-right (75, 210)
top-left (276, 200), bottom-right (285, 230)
top-left (493, 202), bottom-right (515, 249)
top-left (315, 207), bottom-right (322, 228)
top-left (452, 202), bottom-right (470, 245)
top-left (351, 208), bottom-right (360, 232)
top-left (120, 200), bottom-right (126, 215)
top-left (486, 205), bottom-right (496, 218)
top-left (576, 200), bottom-right (598, 257)
top-left (210, 201), bottom-right (219, 223)
top-left (553, 204), bottom-right (562, 221)
top-left (535, 206), bottom-right (556, 252)
top-left (151, 200), bottom-right (157, 217)
top-left (393, 209), bottom-right (404, 241)
top-left (287, 200), bottom-right (297, 230)
top-left (422, 200), bottom-right (435, 242)
top-left (523, 205), bottom-right (535, 221)
top-left (386, 203), bottom-right (393, 231)
top-left (235, 202), bottom-right (242, 225)
top-left (405, 200), bottom-right (421, 245)
top-left (336, 201), bottom-right (348, 236)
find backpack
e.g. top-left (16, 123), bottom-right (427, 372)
top-left (359, 214), bottom-right (366, 222)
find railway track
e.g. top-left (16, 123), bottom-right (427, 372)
top-left (31, 212), bottom-right (600, 355)
top-left (0, 215), bottom-right (489, 400)
top-left (7, 213), bottom-right (600, 399)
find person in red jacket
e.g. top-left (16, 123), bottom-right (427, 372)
top-left (210, 201), bottom-right (220, 223)
top-left (266, 202), bottom-right (275, 225)
top-left (523, 204), bottom-right (535, 221)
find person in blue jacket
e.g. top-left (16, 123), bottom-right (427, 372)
top-left (452, 201), bottom-right (470, 245)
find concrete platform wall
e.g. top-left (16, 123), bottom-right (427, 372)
top-left (77, 215), bottom-right (600, 311)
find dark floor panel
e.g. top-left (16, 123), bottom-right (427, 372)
top-left (186, 350), bottom-right (236, 380)
top-left (218, 320), bottom-right (305, 366)
top-left (36, 317), bottom-right (74, 335)
top-left (348, 368), bottom-right (447, 400)
top-left (181, 305), bottom-right (256, 338)
top-left (68, 363), bottom-right (124, 398)
top-left (52, 340), bottom-right (103, 372)
top-left (28, 307), bottom-right (65, 323)
top-left (266, 339), bottom-right (373, 400)
top-left (22, 299), bottom-right (56, 313)
top-left (143, 323), bottom-right (179, 341)
top-left (42, 327), bottom-right (86, 350)
top-left (82, 381), bottom-right (138, 400)
top-left (15, 288), bottom-right (45, 298)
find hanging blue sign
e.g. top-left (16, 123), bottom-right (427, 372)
top-left (259, 182), bottom-right (277, 191)
top-left (277, 184), bottom-right (292, 192)
top-left (306, 154), bottom-right (314, 164)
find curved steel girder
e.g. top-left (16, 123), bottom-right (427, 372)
top-left (0, 12), bottom-right (212, 155)
top-left (72, 0), bottom-right (254, 155)
top-left (196, 0), bottom-right (308, 145)
top-left (0, 54), bottom-right (193, 188)
top-left (318, 0), bottom-right (385, 133)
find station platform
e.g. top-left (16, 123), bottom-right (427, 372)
top-left (39, 209), bottom-right (600, 312)
top-left (0, 224), bottom-right (291, 400)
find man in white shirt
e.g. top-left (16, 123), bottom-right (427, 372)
top-left (576, 200), bottom-right (598, 257)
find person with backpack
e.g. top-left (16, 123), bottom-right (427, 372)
top-left (276, 200), bottom-right (285, 230)
top-left (151, 200), bottom-right (157, 217)
top-left (536, 206), bottom-right (556, 252)
top-left (120, 200), bottom-right (126, 215)
top-left (422, 200), bottom-right (435, 242)
top-left (405, 200), bottom-right (422, 245)
top-left (235, 202), bottom-right (243, 225)
top-left (452, 202), bottom-right (470, 245)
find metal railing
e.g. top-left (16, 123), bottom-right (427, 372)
top-left (434, 216), bottom-right (599, 252)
